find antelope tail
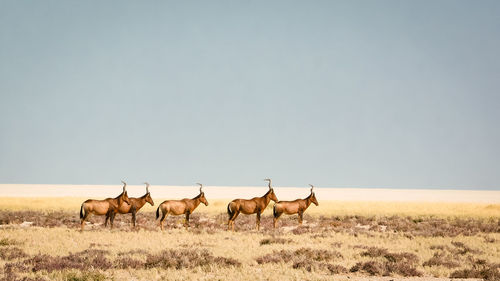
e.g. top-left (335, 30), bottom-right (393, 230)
top-left (156, 206), bottom-right (160, 220)
top-left (227, 203), bottom-right (233, 218)
top-left (80, 204), bottom-right (84, 219)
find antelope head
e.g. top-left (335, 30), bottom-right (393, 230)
top-left (197, 183), bottom-right (208, 206)
top-left (144, 182), bottom-right (154, 206)
top-left (309, 184), bottom-right (318, 206)
top-left (264, 178), bottom-right (278, 202)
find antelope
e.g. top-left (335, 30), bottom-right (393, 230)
top-left (273, 184), bottom-right (318, 228)
top-left (79, 181), bottom-right (130, 231)
top-left (156, 183), bottom-right (208, 230)
top-left (108, 182), bottom-right (154, 228)
top-left (227, 178), bottom-right (278, 231)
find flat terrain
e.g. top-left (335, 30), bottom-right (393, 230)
top-left (1, 184), bottom-right (499, 203)
top-left (0, 197), bottom-right (499, 281)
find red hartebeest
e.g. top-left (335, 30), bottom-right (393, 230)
top-left (79, 181), bottom-right (130, 230)
top-left (109, 182), bottom-right (154, 227)
top-left (273, 184), bottom-right (318, 228)
top-left (227, 178), bottom-right (278, 231)
top-left (156, 183), bottom-right (208, 230)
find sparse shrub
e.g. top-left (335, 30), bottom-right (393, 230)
top-left (292, 260), bottom-right (348, 274)
top-left (484, 236), bottom-right (496, 243)
top-left (64, 271), bottom-right (107, 281)
top-left (352, 248), bottom-right (422, 277)
top-left (0, 238), bottom-right (19, 246)
top-left (260, 237), bottom-right (292, 245)
top-left (360, 247), bottom-right (388, 258)
top-left (292, 260), bottom-right (316, 272)
top-left (450, 259), bottom-right (500, 281)
top-left (451, 241), bottom-right (481, 255)
top-left (0, 247), bottom-right (28, 260)
top-left (292, 226), bottom-right (312, 235)
top-left (383, 252), bottom-right (419, 264)
top-left (385, 261), bottom-right (423, 277)
top-left (331, 242), bottom-right (342, 248)
top-left (115, 257), bottom-right (144, 269)
top-left (326, 264), bottom-right (348, 274)
top-left (256, 248), bottom-right (342, 265)
top-left (4, 248), bottom-right (112, 273)
top-left (350, 261), bottom-right (386, 276)
top-left (145, 249), bottom-right (240, 269)
top-left (350, 259), bottom-right (422, 277)
top-left (423, 252), bottom-right (460, 268)
top-left (117, 249), bottom-right (148, 256)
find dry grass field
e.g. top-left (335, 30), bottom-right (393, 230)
top-left (0, 198), bottom-right (499, 281)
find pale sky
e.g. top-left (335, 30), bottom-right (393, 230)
top-left (1, 1), bottom-right (499, 190)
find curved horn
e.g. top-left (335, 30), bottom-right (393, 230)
top-left (264, 178), bottom-right (272, 189)
top-left (144, 182), bottom-right (150, 193)
top-left (309, 184), bottom-right (314, 192)
top-left (121, 180), bottom-right (127, 191)
top-left (196, 183), bottom-right (202, 192)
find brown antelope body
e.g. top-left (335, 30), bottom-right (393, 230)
top-left (227, 178), bottom-right (278, 231)
top-left (79, 181), bottom-right (130, 230)
top-left (109, 182), bottom-right (154, 227)
top-left (156, 183), bottom-right (208, 230)
top-left (273, 184), bottom-right (318, 228)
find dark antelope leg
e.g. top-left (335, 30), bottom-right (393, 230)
top-left (256, 210), bottom-right (261, 231)
top-left (185, 211), bottom-right (191, 228)
top-left (110, 212), bottom-right (116, 229)
top-left (273, 212), bottom-right (282, 228)
top-left (159, 212), bottom-right (167, 231)
top-left (132, 211), bottom-right (137, 227)
top-left (104, 213), bottom-right (110, 227)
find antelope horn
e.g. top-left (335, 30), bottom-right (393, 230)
top-left (196, 183), bottom-right (202, 192)
top-left (121, 180), bottom-right (127, 191)
top-left (264, 178), bottom-right (272, 189)
top-left (309, 184), bottom-right (314, 192)
top-left (144, 182), bottom-right (150, 193)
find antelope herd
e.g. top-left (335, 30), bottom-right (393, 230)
top-left (79, 179), bottom-right (318, 231)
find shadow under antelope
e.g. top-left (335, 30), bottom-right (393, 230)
top-left (273, 184), bottom-right (318, 228)
top-left (79, 181), bottom-right (130, 231)
top-left (227, 178), bottom-right (278, 231)
top-left (110, 182), bottom-right (154, 228)
top-left (156, 183), bottom-right (208, 230)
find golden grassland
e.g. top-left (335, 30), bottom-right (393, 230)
top-left (0, 197), bottom-right (499, 280)
top-left (0, 227), bottom-right (498, 280)
top-left (1, 197), bottom-right (500, 218)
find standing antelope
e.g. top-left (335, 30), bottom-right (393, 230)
top-left (273, 184), bottom-right (318, 228)
top-left (79, 181), bottom-right (130, 231)
top-left (227, 178), bottom-right (278, 231)
top-left (109, 182), bottom-right (154, 228)
top-left (156, 183), bottom-right (208, 230)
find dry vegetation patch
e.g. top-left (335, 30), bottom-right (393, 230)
top-left (351, 247), bottom-right (422, 277)
top-left (144, 249), bottom-right (241, 269)
top-left (449, 259), bottom-right (500, 281)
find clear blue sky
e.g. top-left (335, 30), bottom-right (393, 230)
top-left (1, 1), bottom-right (499, 189)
